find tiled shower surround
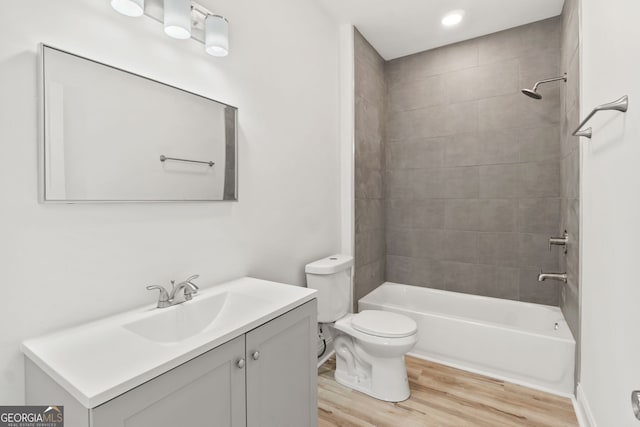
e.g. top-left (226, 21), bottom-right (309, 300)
top-left (355, 18), bottom-right (567, 306)
top-left (353, 30), bottom-right (386, 304)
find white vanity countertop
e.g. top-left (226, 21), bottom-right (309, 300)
top-left (21, 277), bottom-right (316, 408)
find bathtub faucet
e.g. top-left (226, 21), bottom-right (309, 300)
top-left (537, 271), bottom-right (567, 283)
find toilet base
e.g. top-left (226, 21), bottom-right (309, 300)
top-left (333, 335), bottom-right (412, 402)
top-left (334, 366), bottom-right (411, 402)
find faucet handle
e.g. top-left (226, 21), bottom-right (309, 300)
top-left (183, 275), bottom-right (200, 292)
top-left (146, 285), bottom-right (170, 307)
top-left (183, 279), bottom-right (199, 301)
top-left (548, 231), bottom-right (569, 253)
top-left (184, 275), bottom-right (200, 286)
top-left (146, 284), bottom-right (168, 296)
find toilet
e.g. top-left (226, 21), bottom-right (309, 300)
top-left (306, 254), bottom-right (418, 402)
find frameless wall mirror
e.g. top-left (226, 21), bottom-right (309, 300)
top-left (40, 44), bottom-right (237, 202)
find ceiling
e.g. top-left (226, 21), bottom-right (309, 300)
top-left (317, 0), bottom-right (565, 60)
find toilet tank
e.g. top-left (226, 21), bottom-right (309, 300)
top-left (305, 255), bottom-right (353, 323)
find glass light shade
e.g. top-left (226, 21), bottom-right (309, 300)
top-left (164, 0), bottom-right (191, 39)
top-left (111, 0), bottom-right (144, 17)
top-left (205, 15), bottom-right (229, 57)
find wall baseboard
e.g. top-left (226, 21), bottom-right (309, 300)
top-left (573, 383), bottom-right (597, 427)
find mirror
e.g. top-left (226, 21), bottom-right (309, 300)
top-left (40, 45), bottom-right (237, 202)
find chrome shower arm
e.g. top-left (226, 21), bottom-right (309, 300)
top-left (522, 73), bottom-right (567, 99)
top-left (532, 75), bottom-right (567, 91)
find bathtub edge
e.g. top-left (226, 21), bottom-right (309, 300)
top-left (406, 351), bottom-right (575, 399)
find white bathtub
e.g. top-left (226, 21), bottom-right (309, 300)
top-left (359, 282), bottom-right (575, 396)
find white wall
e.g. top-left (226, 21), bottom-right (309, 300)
top-left (580, 0), bottom-right (640, 425)
top-left (0, 0), bottom-right (342, 403)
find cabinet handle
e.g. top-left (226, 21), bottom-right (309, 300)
top-left (252, 351), bottom-right (260, 360)
top-left (237, 358), bottom-right (245, 369)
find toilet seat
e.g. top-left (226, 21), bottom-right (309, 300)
top-left (351, 310), bottom-right (417, 338)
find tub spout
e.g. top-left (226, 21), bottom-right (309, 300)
top-left (537, 271), bottom-right (567, 283)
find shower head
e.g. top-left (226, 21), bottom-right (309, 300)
top-left (521, 88), bottom-right (543, 100)
top-left (521, 73), bottom-right (567, 100)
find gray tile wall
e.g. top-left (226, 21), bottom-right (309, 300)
top-left (354, 30), bottom-right (386, 305)
top-left (384, 18), bottom-right (563, 305)
top-left (560, 0), bottom-right (581, 378)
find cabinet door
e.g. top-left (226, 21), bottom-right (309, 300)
top-left (92, 336), bottom-right (246, 427)
top-left (246, 300), bottom-right (318, 427)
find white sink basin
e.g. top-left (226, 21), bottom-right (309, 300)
top-left (123, 292), bottom-right (268, 343)
top-left (123, 293), bottom-right (228, 343)
top-left (21, 277), bottom-right (316, 408)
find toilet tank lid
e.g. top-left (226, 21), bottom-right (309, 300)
top-left (305, 254), bottom-right (354, 274)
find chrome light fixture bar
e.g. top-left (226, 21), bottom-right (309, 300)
top-left (110, 0), bottom-right (230, 57)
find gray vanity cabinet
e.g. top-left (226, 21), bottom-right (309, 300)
top-left (92, 335), bottom-right (246, 427)
top-left (246, 299), bottom-right (318, 427)
top-left (25, 300), bottom-right (317, 427)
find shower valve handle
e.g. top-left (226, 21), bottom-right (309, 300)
top-left (548, 232), bottom-right (569, 253)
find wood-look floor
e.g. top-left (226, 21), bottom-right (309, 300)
top-left (318, 356), bottom-right (578, 427)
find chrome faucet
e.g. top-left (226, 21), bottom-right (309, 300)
top-left (146, 274), bottom-right (200, 308)
top-left (537, 272), bottom-right (567, 283)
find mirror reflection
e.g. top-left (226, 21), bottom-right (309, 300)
top-left (41, 45), bottom-right (237, 202)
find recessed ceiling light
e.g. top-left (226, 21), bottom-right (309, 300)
top-left (442, 10), bottom-right (464, 27)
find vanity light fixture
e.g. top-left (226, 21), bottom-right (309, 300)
top-left (441, 10), bottom-right (465, 27)
top-left (164, 0), bottom-right (192, 39)
top-left (111, 0), bottom-right (144, 17)
top-left (108, 0), bottom-right (230, 57)
top-left (205, 15), bottom-right (229, 57)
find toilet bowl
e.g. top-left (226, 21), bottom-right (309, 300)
top-left (332, 311), bottom-right (417, 401)
top-left (305, 255), bottom-right (418, 402)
